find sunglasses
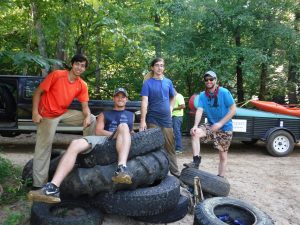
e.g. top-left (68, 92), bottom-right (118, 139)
top-left (204, 77), bottom-right (215, 82)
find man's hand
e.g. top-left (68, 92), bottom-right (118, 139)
top-left (211, 122), bottom-right (222, 132)
top-left (190, 126), bottom-right (198, 136)
top-left (32, 112), bottom-right (43, 123)
top-left (83, 115), bottom-right (91, 128)
top-left (139, 121), bottom-right (147, 131)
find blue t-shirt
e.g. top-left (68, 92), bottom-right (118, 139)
top-left (197, 87), bottom-right (235, 131)
top-left (103, 110), bottom-right (134, 132)
top-left (140, 77), bottom-right (175, 127)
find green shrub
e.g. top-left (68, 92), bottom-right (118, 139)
top-left (0, 155), bottom-right (27, 205)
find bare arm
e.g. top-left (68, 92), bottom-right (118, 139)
top-left (170, 95), bottom-right (175, 112)
top-left (139, 96), bottom-right (148, 131)
top-left (32, 86), bottom-right (44, 123)
top-left (211, 103), bottom-right (236, 132)
top-left (95, 113), bottom-right (113, 136)
top-left (81, 102), bottom-right (91, 128)
top-left (173, 103), bottom-right (185, 111)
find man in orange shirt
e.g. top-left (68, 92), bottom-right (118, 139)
top-left (32, 54), bottom-right (95, 189)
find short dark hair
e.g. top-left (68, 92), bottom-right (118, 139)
top-left (71, 54), bottom-right (88, 68)
top-left (150, 58), bottom-right (164, 67)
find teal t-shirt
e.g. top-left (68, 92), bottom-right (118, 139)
top-left (197, 87), bottom-right (235, 131)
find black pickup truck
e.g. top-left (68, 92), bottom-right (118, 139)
top-left (0, 75), bottom-right (141, 137)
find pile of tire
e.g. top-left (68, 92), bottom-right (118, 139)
top-left (23, 128), bottom-right (190, 225)
top-left (179, 161), bottom-right (274, 224)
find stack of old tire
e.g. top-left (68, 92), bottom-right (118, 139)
top-left (23, 128), bottom-right (190, 225)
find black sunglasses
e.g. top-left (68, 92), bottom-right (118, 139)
top-left (204, 77), bottom-right (215, 82)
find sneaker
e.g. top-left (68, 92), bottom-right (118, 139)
top-left (112, 165), bottom-right (132, 184)
top-left (183, 161), bottom-right (200, 169)
top-left (176, 150), bottom-right (183, 154)
top-left (27, 182), bottom-right (61, 204)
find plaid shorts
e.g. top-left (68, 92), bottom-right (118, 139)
top-left (198, 125), bottom-right (233, 152)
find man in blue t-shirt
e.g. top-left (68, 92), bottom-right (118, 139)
top-left (28, 88), bottom-right (134, 203)
top-left (140, 58), bottom-right (180, 177)
top-left (184, 71), bottom-right (236, 177)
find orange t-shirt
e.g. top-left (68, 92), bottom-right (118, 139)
top-left (38, 70), bottom-right (89, 118)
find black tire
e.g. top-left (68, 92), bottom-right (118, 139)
top-left (30, 200), bottom-right (103, 225)
top-left (180, 168), bottom-right (230, 197)
top-left (131, 195), bottom-right (189, 223)
top-left (267, 130), bottom-right (294, 157)
top-left (92, 176), bottom-right (180, 217)
top-left (0, 85), bottom-right (16, 120)
top-left (60, 149), bottom-right (169, 197)
top-left (22, 149), bottom-right (65, 185)
top-left (194, 197), bottom-right (275, 225)
top-left (77, 128), bottom-right (164, 167)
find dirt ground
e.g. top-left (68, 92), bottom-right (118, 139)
top-left (0, 133), bottom-right (300, 225)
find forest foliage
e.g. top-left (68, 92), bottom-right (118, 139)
top-left (0, 0), bottom-right (299, 103)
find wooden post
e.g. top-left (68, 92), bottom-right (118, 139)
top-left (193, 176), bottom-right (204, 207)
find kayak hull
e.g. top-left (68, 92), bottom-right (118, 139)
top-left (250, 100), bottom-right (300, 117)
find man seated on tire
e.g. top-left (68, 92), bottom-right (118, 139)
top-left (28, 87), bottom-right (134, 204)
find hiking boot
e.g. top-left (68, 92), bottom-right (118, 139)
top-left (183, 155), bottom-right (201, 169)
top-left (112, 165), bottom-right (132, 184)
top-left (27, 182), bottom-right (61, 204)
top-left (183, 161), bottom-right (200, 169)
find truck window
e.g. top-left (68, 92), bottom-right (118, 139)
top-left (24, 79), bottom-right (42, 99)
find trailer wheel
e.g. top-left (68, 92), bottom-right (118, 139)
top-left (267, 130), bottom-right (294, 157)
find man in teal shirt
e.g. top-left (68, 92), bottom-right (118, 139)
top-left (184, 71), bottom-right (236, 177)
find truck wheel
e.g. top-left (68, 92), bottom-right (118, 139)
top-left (267, 130), bottom-right (294, 157)
top-left (179, 168), bottom-right (230, 197)
top-left (194, 197), bottom-right (274, 225)
top-left (0, 85), bottom-right (16, 120)
top-left (30, 200), bottom-right (103, 225)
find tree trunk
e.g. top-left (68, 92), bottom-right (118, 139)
top-left (235, 29), bottom-right (244, 103)
top-left (154, 11), bottom-right (161, 57)
top-left (287, 64), bottom-right (298, 104)
top-left (31, 1), bottom-right (48, 77)
top-left (94, 34), bottom-right (102, 99)
top-left (258, 63), bottom-right (267, 101)
top-left (287, 10), bottom-right (300, 104)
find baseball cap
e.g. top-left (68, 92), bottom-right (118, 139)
top-left (114, 87), bottom-right (128, 97)
top-left (204, 70), bottom-right (217, 79)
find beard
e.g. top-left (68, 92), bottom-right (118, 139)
top-left (206, 83), bottom-right (216, 91)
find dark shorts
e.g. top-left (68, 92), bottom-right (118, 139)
top-left (199, 125), bottom-right (233, 152)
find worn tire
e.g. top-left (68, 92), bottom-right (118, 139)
top-left (267, 130), bottom-right (294, 157)
top-left (22, 149), bottom-right (64, 185)
top-left (30, 200), bottom-right (103, 225)
top-left (92, 175), bottom-right (180, 217)
top-left (131, 195), bottom-right (189, 223)
top-left (60, 149), bottom-right (169, 197)
top-left (180, 168), bottom-right (230, 197)
top-left (77, 128), bottom-right (164, 167)
top-left (194, 197), bottom-right (275, 225)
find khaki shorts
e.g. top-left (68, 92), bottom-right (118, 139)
top-left (198, 125), bottom-right (233, 152)
top-left (82, 136), bottom-right (108, 154)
